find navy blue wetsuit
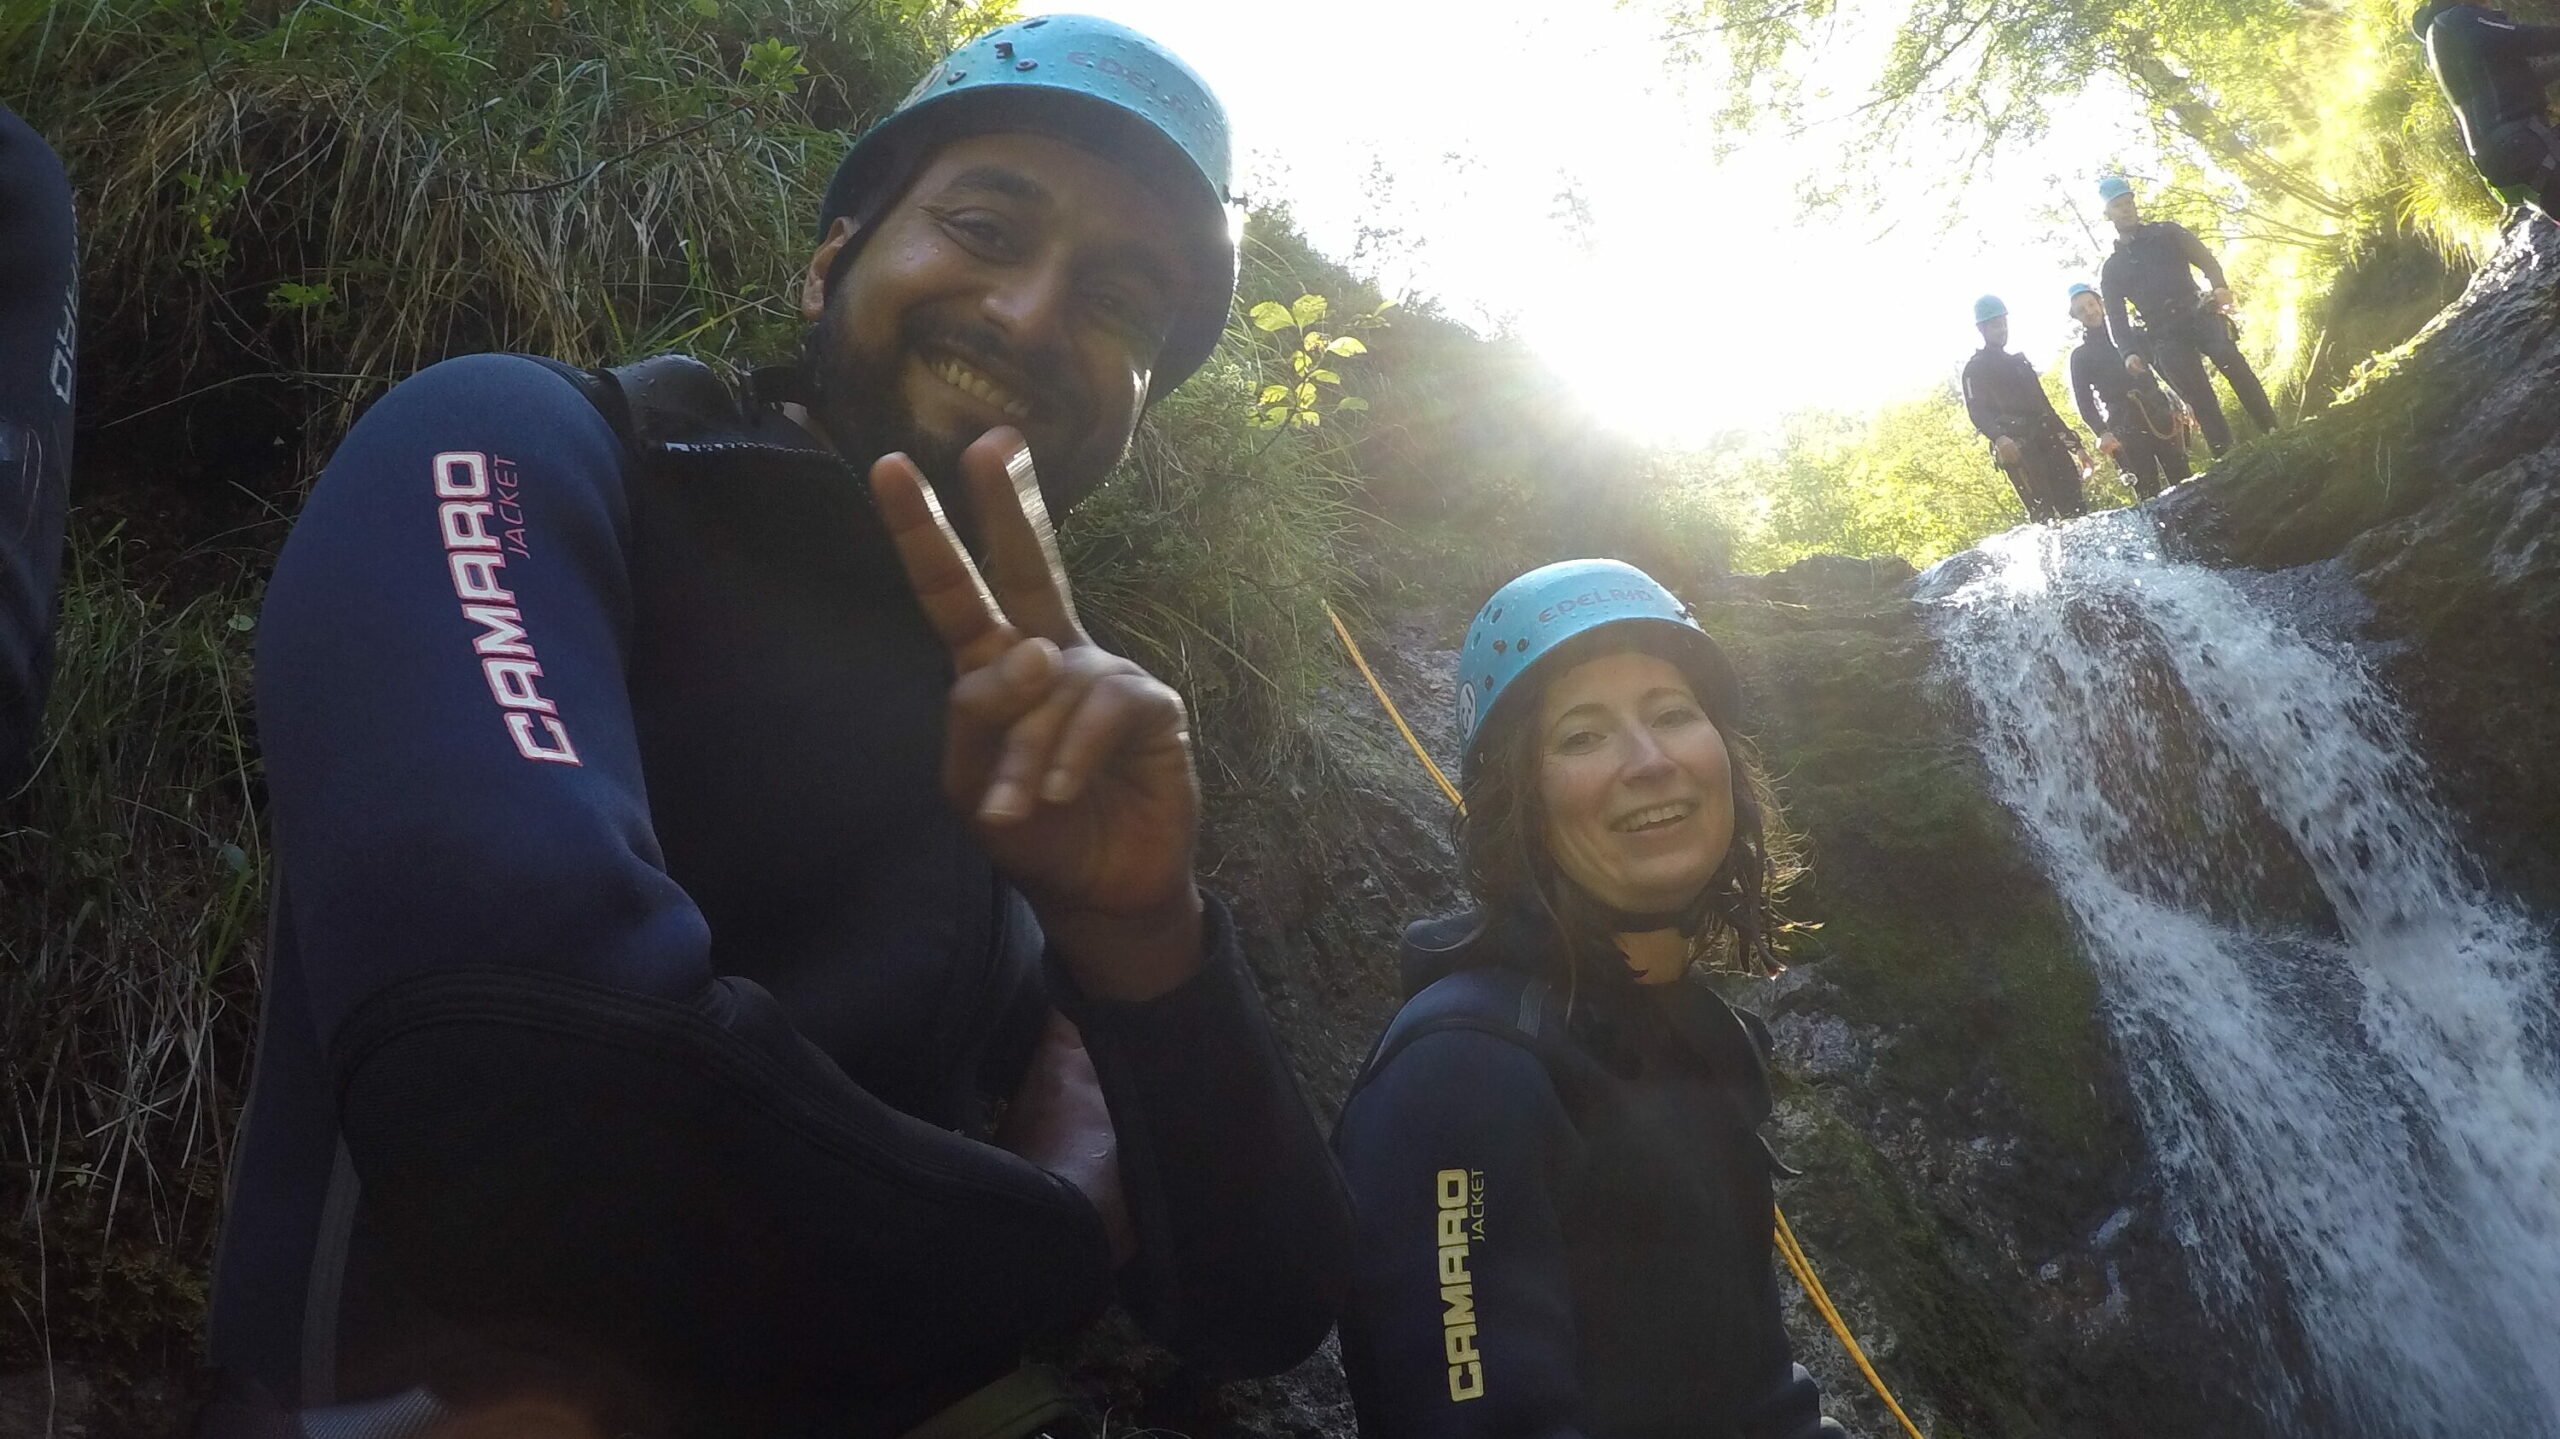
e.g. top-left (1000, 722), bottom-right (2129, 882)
top-left (2099, 221), bottom-right (2275, 456)
top-left (208, 354), bottom-right (1350, 1434)
top-left (1335, 910), bottom-right (1840, 1439)
top-left (2422, 3), bottom-right (2560, 219)
top-left (0, 106), bottom-right (75, 792)
top-left (1961, 346), bottom-right (2086, 523)
top-left (2067, 326), bottom-right (2190, 500)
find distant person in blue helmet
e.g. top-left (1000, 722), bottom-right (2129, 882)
top-left (2411, 0), bottom-right (2560, 221)
top-left (1961, 295), bottom-right (2092, 523)
top-left (0, 106), bottom-right (75, 795)
top-left (1335, 559), bottom-right (1844, 1439)
top-left (2065, 281), bottom-right (2191, 500)
top-left (2095, 176), bottom-right (2278, 457)
top-left (200, 16), bottom-right (1351, 1437)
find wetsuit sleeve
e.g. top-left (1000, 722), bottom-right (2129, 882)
top-left (2101, 260), bottom-right (2145, 362)
top-left (2482, 11), bottom-right (2560, 55)
top-left (0, 107), bottom-right (74, 794)
top-left (2067, 346), bottom-right (2106, 434)
top-left (1058, 900), bottom-right (1354, 1376)
top-left (1337, 1030), bottom-right (1586, 1439)
top-left (1959, 357), bottom-right (2005, 443)
top-left (2171, 223), bottom-right (2229, 289)
top-left (259, 354), bottom-right (1112, 1404)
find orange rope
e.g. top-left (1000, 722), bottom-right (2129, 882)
top-left (1323, 600), bottom-right (1929, 1439)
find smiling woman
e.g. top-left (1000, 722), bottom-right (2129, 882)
top-left (1332, 558), bottom-right (1840, 1439)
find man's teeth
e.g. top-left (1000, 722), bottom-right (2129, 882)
top-left (931, 357), bottom-right (1032, 420)
top-left (1614, 803), bottom-right (1693, 832)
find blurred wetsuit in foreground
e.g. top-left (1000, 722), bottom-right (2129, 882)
top-left (0, 106), bottom-right (75, 792)
top-left (2416, 0), bottom-right (2560, 220)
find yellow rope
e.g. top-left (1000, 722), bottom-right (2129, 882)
top-left (1323, 602), bottom-right (1466, 813)
top-left (1322, 599), bottom-right (1928, 1439)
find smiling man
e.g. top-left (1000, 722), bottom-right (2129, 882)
top-left (201, 17), bottom-right (1351, 1438)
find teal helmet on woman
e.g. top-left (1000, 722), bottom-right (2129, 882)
top-left (817, 15), bottom-right (1240, 396)
top-left (1454, 559), bottom-right (1741, 783)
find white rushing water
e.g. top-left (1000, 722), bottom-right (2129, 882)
top-left (1921, 510), bottom-right (2560, 1437)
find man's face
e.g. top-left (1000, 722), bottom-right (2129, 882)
top-left (1980, 315), bottom-right (2010, 350)
top-left (800, 131), bottom-right (1197, 536)
top-left (2105, 192), bottom-right (2140, 228)
top-left (2071, 292), bottom-right (2106, 329)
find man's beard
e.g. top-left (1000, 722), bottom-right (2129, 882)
top-left (803, 298), bottom-right (1110, 549)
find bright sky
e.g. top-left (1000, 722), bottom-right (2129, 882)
top-left (1031, 0), bottom-right (2159, 445)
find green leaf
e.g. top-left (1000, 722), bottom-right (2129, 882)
top-left (1263, 405), bottom-right (1290, 422)
top-left (1257, 384), bottom-right (1288, 405)
top-left (1296, 382), bottom-right (1318, 406)
top-left (1291, 293), bottom-right (1329, 327)
top-left (690, 0), bottom-right (718, 16)
top-left (1292, 411), bottom-right (1322, 428)
top-left (1327, 335), bottom-right (1369, 356)
top-left (1336, 396), bottom-right (1371, 412)
top-left (1249, 301), bottom-right (1295, 331)
top-left (1311, 369), bottom-right (1342, 386)
top-left (1291, 351), bottom-right (1309, 374)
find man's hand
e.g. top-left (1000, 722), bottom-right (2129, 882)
top-left (1992, 435), bottom-right (2023, 466)
top-left (2097, 431), bottom-right (2122, 456)
top-left (2126, 354), bottom-right (2152, 377)
top-left (995, 1012), bottom-right (1135, 1267)
top-left (872, 429), bottom-right (1205, 1002)
top-left (2211, 285), bottom-right (2236, 314)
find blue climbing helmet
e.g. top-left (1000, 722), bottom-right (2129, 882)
top-left (2066, 281), bottom-right (2099, 304)
top-left (1974, 294), bottom-right (2009, 324)
top-left (1453, 560), bottom-right (1742, 783)
top-left (2098, 174), bottom-right (2135, 202)
top-left (817, 15), bottom-right (1239, 396)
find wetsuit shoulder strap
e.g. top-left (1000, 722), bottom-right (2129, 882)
top-left (515, 353), bottom-right (748, 461)
top-left (1348, 964), bottom-right (1560, 1105)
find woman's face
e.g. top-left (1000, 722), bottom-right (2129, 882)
top-left (1534, 649), bottom-right (1737, 916)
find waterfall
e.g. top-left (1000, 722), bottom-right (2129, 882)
top-left (1920, 510), bottom-right (2560, 1437)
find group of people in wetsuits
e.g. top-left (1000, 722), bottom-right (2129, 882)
top-left (6, 4), bottom-right (2559, 1438)
top-left (1961, 175), bottom-right (2279, 525)
top-left (1961, 0), bottom-right (2560, 528)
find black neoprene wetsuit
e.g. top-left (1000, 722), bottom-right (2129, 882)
top-left (1960, 345), bottom-right (2085, 523)
top-left (204, 354), bottom-right (1352, 1436)
top-left (1335, 909), bottom-right (1842, 1439)
top-left (2067, 325), bottom-right (2190, 500)
top-left (2099, 221), bottom-right (2275, 456)
top-left (2422, 3), bottom-right (2560, 218)
top-left (0, 106), bottom-right (74, 792)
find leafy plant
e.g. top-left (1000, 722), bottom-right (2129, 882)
top-left (1245, 291), bottom-right (1387, 430)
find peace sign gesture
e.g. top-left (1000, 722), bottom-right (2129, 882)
top-left (871, 428), bottom-right (1204, 1003)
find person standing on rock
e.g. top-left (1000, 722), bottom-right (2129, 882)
top-left (2066, 281), bottom-right (2191, 501)
top-left (2412, 0), bottom-right (2560, 222)
top-left (197, 17), bottom-right (1351, 1437)
top-left (1334, 559), bottom-right (1845, 1439)
top-left (2096, 175), bottom-right (2278, 458)
top-left (1962, 294), bottom-right (2092, 524)
top-left (0, 105), bottom-right (74, 795)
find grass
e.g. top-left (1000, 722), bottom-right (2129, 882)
top-left (1, 515), bottom-right (268, 1385)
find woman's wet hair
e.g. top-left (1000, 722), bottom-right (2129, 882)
top-left (1455, 629), bottom-right (1800, 981)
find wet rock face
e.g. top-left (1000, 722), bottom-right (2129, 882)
top-left (2159, 218), bottom-right (2560, 917)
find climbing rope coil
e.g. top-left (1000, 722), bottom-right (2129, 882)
top-left (1322, 600), bottom-right (1929, 1439)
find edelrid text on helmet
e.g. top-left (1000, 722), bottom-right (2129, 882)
top-left (1453, 559), bottom-right (1742, 783)
top-left (818, 15), bottom-right (1240, 397)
